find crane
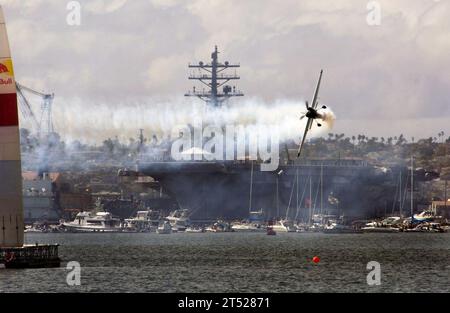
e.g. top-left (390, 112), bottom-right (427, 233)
top-left (15, 82), bottom-right (55, 138)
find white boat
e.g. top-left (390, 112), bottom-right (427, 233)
top-left (205, 221), bottom-right (233, 232)
top-left (413, 210), bottom-right (441, 223)
top-left (231, 222), bottom-right (265, 232)
top-left (322, 222), bottom-right (362, 234)
top-left (156, 221), bottom-right (172, 234)
top-left (123, 209), bottom-right (160, 232)
top-left (405, 222), bottom-right (446, 233)
top-left (166, 209), bottom-right (190, 232)
top-left (25, 225), bottom-right (48, 233)
top-left (272, 219), bottom-right (296, 232)
top-left (62, 211), bottom-right (123, 232)
top-left (185, 226), bottom-right (205, 233)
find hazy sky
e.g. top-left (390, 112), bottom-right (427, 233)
top-left (1, 0), bottom-right (449, 141)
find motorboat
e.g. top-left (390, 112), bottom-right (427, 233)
top-left (123, 209), bottom-right (161, 232)
top-left (231, 222), bottom-right (265, 232)
top-left (271, 219), bottom-right (296, 232)
top-left (185, 226), bottom-right (205, 233)
top-left (413, 210), bottom-right (443, 223)
top-left (322, 221), bottom-right (362, 234)
top-left (61, 211), bottom-right (123, 232)
top-left (166, 209), bottom-right (190, 232)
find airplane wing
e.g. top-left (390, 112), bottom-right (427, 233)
top-left (297, 118), bottom-right (313, 157)
top-left (311, 69), bottom-right (323, 109)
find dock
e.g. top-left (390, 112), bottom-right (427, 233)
top-left (0, 244), bottom-right (60, 269)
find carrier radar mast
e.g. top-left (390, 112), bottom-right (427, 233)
top-left (185, 46), bottom-right (243, 107)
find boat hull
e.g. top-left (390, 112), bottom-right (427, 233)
top-left (361, 227), bottom-right (400, 233)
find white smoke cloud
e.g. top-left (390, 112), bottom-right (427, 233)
top-left (38, 98), bottom-right (335, 144)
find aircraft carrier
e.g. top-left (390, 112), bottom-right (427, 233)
top-left (137, 47), bottom-right (383, 220)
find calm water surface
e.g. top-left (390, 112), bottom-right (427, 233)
top-left (1, 232), bottom-right (449, 292)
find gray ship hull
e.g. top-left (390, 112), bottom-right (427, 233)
top-left (138, 159), bottom-right (382, 220)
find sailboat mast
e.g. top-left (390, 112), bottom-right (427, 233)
top-left (296, 168), bottom-right (299, 220)
top-left (309, 176), bottom-right (312, 225)
top-left (411, 155), bottom-right (413, 216)
top-left (249, 161), bottom-right (253, 213)
top-left (320, 163), bottom-right (323, 215)
top-left (399, 170), bottom-right (402, 218)
top-left (276, 175), bottom-right (279, 218)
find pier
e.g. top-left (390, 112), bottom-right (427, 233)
top-left (0, 244), bottom-right (60, 268)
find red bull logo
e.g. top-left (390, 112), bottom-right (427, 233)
top-left (0, 59), bottom-right (14, 86)
top-left (0, 59), bottom-right (14, 76)
top-left (0, 63), bottom-right (9, 74)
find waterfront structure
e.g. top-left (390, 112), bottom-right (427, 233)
top-left (0, 6), bottom-right (59, 268)
top-left (22, 172), bottom-right (59, 222)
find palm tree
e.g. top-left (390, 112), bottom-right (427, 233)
top-left (387, 137), bottom-right (393, 145)
top-left (438, 131), bottom-right (445, 143)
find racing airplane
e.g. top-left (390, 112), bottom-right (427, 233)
top-left (297, 69), bottom-right (327, 157)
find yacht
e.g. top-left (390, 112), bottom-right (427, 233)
top-left (272, 219), bottom-right (296, 232)
top-left (123, 209), bottom-right (161, 232)
top-left (413, 210), bottom-right (442, 223)
top-left (231, 222), bottom-right (265, 232)
top-left (166, 209), bottom-right (190, 232)
top-left (62, 211), bottom-right (123, 232)
top-left (322, 221), bottom-right (362, 234)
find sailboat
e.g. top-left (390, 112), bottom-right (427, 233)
top-left (231, 161), bottom-right (265, 232)
top-left (361, 167), bottom-right (406, 233)
top-left (408, 155), bottom-right (445, 231)
top-left (272, 170), bottom-right (297, 233)
top-left (0, 6), bottom-right (59, 268)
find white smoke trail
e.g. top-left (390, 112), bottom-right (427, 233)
top-left (46, 97), bottom-right (336, 144)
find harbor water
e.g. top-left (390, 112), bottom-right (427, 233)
top-left (1, 232), bottom-right (449, 292)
